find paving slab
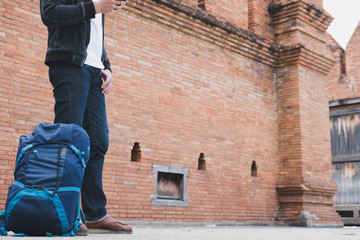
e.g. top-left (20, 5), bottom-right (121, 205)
top-left (3, 226), bottom-right (360, 240)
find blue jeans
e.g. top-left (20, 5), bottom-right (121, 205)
top-left (49, 62), bottom-right (109, 222)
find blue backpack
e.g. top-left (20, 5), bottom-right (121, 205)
top-left (0, 122), bottom-right (90, 236)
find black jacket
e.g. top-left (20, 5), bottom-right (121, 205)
top-left (40, 0), bottom-right (111, 70)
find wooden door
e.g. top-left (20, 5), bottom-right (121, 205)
top-left (331, 105), bottom-right (360, 225)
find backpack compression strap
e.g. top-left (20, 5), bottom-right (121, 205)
top-left (15, 144), bottom-right (35, 166)
top-left (16, 143), bottom-right (88, 169)
top-left (0, 210), bottom-right (7, 236)
top-left (68, 144), bottom-right (89, 170)
top-left (45, 198), bottom-right (83, 237)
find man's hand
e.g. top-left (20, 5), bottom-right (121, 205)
top-left (101, 69), bottom-right (114, 95)
top-left (93, 0), bottom-right (126, 14)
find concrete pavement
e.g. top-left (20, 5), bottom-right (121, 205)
top-left (3, 226), bottom-right (360, 240)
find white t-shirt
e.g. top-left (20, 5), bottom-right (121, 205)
top-left (84, 13), bottom-right (104, 69)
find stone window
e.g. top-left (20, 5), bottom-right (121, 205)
top-left (152, 165), bottom-right (188, 207)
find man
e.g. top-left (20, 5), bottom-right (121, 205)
top-left (40, 0), bottom-right (132, 235)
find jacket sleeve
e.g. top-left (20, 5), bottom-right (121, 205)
top-left (101, 14), bottom-right (111, 71)
top-left (102, 45), bottom-right (112, 71)
top-left (40, 0), bottom-right (96, 28)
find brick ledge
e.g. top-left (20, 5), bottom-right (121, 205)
top-left (124, 0), bottom-right (278, 67)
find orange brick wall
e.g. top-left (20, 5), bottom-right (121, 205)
top-left (0, 0), bottom-right (53, 197)
top-left (0, 0), bottom-right (279, 224)
top-left (205, 0), bottom-right (248, 27)
top-left (326, 35), bottom-right (347, 101)
top-left (270, 0), bottom-right (341, 226)
top-left (248, 0), bottom-right (275, 42)
top-left (272, 0), bottom-right (323, 8)
top-left (344, 23), bottom-right (360, 99)
top-left (0, 0), bottom-right (341, 226)
top-left (94, 2), bottom-right (280, 222)
top-left (327, 23), bottom-right (360, 101)
top-left (300, 67), bottom-right (333, 184)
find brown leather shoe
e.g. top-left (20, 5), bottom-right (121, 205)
top-left (75, 223), bottom-right (88, 236)
top-left (86, 217), bottom-right (133, 234)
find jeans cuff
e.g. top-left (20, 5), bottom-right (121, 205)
top-left (85, 214), bottom-right (109, 224)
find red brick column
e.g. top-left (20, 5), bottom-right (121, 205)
top-left (269, 0), bottom-right (342, 226)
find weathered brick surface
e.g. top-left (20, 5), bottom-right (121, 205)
top-left (248, 0), bottom-right (275, 42)
top-left (0, 0), bottom-right (341, 226)
top-left (0, 0), bottom-right (53, 203)
top-left (270, 0), bottom-right (341, 226)
top-left (272, 0), bottom-right (323, 8)
top-left (205, 0), bottom-right (248, 27)
top-left (327, 23), bottom-right (360, 101)
top-left (346, 23), bottom-right (360, 81)
top-left (103, 2), bottom-right (279, 222)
